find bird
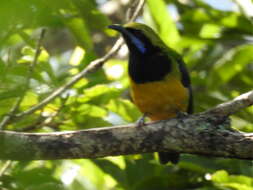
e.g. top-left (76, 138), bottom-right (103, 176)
top-left (108, 22), bottom-right (193, 164)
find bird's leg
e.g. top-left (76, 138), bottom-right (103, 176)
top-left (136, 113), bottom-right (148, 127)
top-left (176, 111), bottom-right (188, 126)
top-left (176, 111), bottom-right (188, 119)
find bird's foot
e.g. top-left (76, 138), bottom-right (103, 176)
top-left (176, 111), bottom-right (188, 126)
top-left (176, 111), bottom-right (188, 119)
top-left (136, 113), bottom-right (147, 127)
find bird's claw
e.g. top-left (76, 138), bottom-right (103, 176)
top-left (136, 113), bottom-right (147, 127)
top-left (176, 111), bottom-right (188, 119)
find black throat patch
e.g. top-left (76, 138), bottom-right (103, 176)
top-left (128, 50), bottom-right (172, 84)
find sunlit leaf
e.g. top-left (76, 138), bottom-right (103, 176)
top-left (212, 170), bottom-right (229, 183)
top-left (199, 24), bottom-right (221, 38)
top-left (65, 17), bottom-right (93, 51)
top-left (213, 44), bottom-right (253, 83)
top-left (106, 99), bottom-right (141, 122)
top-left (93, 159), bottom-right (128, 189)
top-left (79, 85), bottom-right (121, 105)
top-left (147, 0), bottom-right (180, 46)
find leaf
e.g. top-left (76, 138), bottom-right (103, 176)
top-left (93, 159), bottom-right (128, 189)
top-left (64, 17), bottom-right (93, 51)
top-left (124, 157), bottom-right (160, 189)
top-left (146, 0), bottom-right (180, 46)
top-left (36, 61), bottom-right (57, 84)
top-left (20, 91), bottom-right (38, 108)
top-left (69, 46), bottom-right (85, 66)
top-left (212, 44), bottom-right (253, 83)
top-left (106, 99), bottom-right (141, 122)
top-left (103, 59), bottom-right (127, 80)
top-left (77, 104), bottom-right (107, 118)
top-left (133, 176), bottom-right (169, 190)
top-left (71, 0), bottom-right (110, 30)
top-left (182, 8), bottom-right (211, 23)
top-left (212, 170), bottom-right (229, 183)
top-left (79, 85), bottom-right (121, 105)
top-left (0, 89), bottom-right (24, 100)
top-left (212, 170), bottom-right (253, 190)
top-left (0, 99), bottom-right (19, 116)
top-left (78, 159), bottom-right (107, 190)
top-left (199, 24), bottom-right (221, 38)
top-left (73, 115), bottom-right (110, 129)
top-left (13, 167), bottom-right (62, 187)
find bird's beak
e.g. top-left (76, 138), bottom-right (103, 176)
top-left (108, 24), bottom-right (146, 53)
top-left (108, 24), bottom-right (128, 35)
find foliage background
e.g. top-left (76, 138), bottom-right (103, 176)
top-left (0, 0), bottom-right (253, 189)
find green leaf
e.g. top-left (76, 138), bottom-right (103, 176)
top-left (103, 59), bottom-right (127, 80)
top-left (78, 159), bottom-right (107, 189)
top-left (79, 85), bottom-right (121, 105)
top-left (124, 157), bottom-right (161, 189)
top-left (0, 99), bottom-right (19, 116)
top-left (72, 114), bottom-right (110, 129)
top-left (229, 175), bottom-right (253, 186)
top-left (71, 0), bottom-right (110, 30)
top-left (133, 176), bottom-right (169, 190)
top-left (36, 62), bottom-right (57, 84)
top-left (20, 91), bottom-right (38, 108)
top-left (182, 9), bottom-right (211, 23)
top-left (106, 99), bottom-right (141, 122)
top-left (220, 13), bottom-right (239, 28)
top-left (213, 44), bottom-right (253, 83)
top-left (0, 89), bottom-right (23, 100)
top-left (146, 0), bottom-right (180, 46)
top-left (77, 104), bottom-right (107, 118)
top-left (212, 170), bottom-right (253, 190)
top-left (65, 17), bottom-right (93, 51)
top-left (13, 166), bottom-right (63, 188)
top-left (212, 170), bottom-right (229, 183)
top-left (93, 159), bottom-right (128, 189)
top-left (199, 24), bottom-right (221, 38)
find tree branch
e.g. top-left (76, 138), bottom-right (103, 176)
top-left (206, 90), bottom-right (253, 116)
top-left (0, 90), bottom-right (252, 161)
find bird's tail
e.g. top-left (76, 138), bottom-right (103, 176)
top-left (158, 151), bottom-right (180, 164)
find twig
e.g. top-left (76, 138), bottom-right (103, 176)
top-left (28, 29), bottom-right (46, 77)
top-left (0, 160), bottom-right (12, 177)
top-left (16, 95), bottom-right (69, 132)
top-left (232, 0), bottom-right (253, 24)
top-left (206, 90), bottom-right (253, 116)
top-left (0, 98), bottom-right (22, 130)
top-left (128, 0), bottom-right (145, 22)
top-left (13, 0), bottom-right (145, 120)
top-left (0, 29), bottom-right (46, 129)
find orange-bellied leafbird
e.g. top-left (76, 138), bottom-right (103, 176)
top-left (109, 23), bottom-right (193, 164)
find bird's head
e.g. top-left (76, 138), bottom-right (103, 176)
top-left (108, 22), bottom-right (165, 55)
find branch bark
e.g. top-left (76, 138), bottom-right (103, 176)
top-left (0, 90), bottom-right (253, 161)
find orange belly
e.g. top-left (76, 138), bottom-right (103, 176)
top-left (130, 76), bottom-right (189, 121)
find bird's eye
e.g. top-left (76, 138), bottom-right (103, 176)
top-left (126, 28), bottom-right (146, 40)
top-left (126, 28), bottom-right (141, 35)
